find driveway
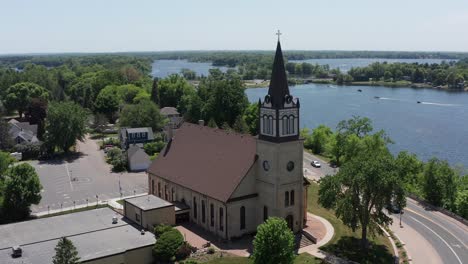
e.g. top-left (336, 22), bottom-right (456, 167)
top-left (30, 136), bottom-right (148, 213)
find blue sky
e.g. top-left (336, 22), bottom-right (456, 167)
top-left (1, 0), bottom-right (467, 54)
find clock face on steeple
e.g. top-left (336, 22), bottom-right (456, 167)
top-left (258, 38), bottom-right (299, 143)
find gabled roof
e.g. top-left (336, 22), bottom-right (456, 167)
top-left (267, 41), bottom-right (290, 108)
top-left (147, 123), bottom-right (257, 202)
top-left (127, 145), bottom-right (150, 164)
top-left (160, 107), bottom-right (180, 116)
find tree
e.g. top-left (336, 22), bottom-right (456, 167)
top-left (27, 98), bottom-right (48, 140)
top-left (0, 151), bottom-right (14, 176)
top-left (158, 74), bottom-right (194, 108)
top-left (119, 100), bottom-right (167, 132)
top-left (2, 163), bottom-right (42, 221)
top-left (151, 78), bottom-right (160, 105)
top-left (153, 229), bottom-right (184, 262)
top-left (53, 237), bottom-right (80, 264)
top-left (44, 102), bottom-right (88, 153)
top-left (3, 82), bottom-right (49, 118)
top-left (319, 133), bottom-right (404, 251)
top-left (422, 158), bottom-right (458, 209)
top-left (243, 103), bottom-right (259, 135)
top-left (310, 125), bottom-right (332, 154)
top-left (395, 151), bottom-right (423, 193)
top-left (252, 217), bottom-right (295, 264)
top-left (0, 119), bottom-right (13, 150)
top-left (207, 118), bottom-right (218, 128)
top-left (455, 190), bottom-right (468, 219)
top-left (94, 86), bottom-right (120, 123)
top-left (143, 141), bottom-right (165, 156)
top-left (232, 115), bottom-right (249, 134)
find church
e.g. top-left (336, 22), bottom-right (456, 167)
top-left (147, 37), bottom-right (309, 240)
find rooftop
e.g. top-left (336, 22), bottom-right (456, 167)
top-left (160, 107), bottom-right (180, 116)
top-left (0, 207), bottom-right (155, 264)
top-left (125, 195), bottom-right (173, 211)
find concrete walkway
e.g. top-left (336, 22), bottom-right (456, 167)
top-left (299, 213), bottom-right (335, 259)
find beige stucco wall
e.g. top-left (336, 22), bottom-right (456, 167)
top-left (227, 198), bottom-right (258, 238)
top-left (124, 200), bottom-right (175, 230)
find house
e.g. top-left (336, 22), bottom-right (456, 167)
top-left (119, 127), bottom-right (154, 149)
top-left (8, 119), bottom-right (39, 144)
top-left (147, 39), bottom-right (309, 240)
top-left (127, 145), bottom-right (151, 172)
top-left (0, 208), bottom-right (155, 264)
top-left (160, 107), bottom-right (183, 129)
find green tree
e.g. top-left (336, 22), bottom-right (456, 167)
top-left (44, 102), bottom-right (88, 153)
top-left (252, 217), bottom-right (295, 264)
top-left (395, 151), bottom-right (423, 193)
top-left (232, 115), bottom-right (249, 134)
top-left (243, 103), bottom-right (259, 135)
top-left (27, 98), bottom-right (48, 140)
top-left (3, 82), bottom-right (49, 118)
top-left (158, 74), bottom-right (194, 108)
top-left (2, 163), bottom-right (42, 221)
top-left (455, 190), bottom-right (468, 219)
top-left (0, 151), bottom-right (14, 176)
top-left (119, 100), bottom-right (167, 132)
top-left (310, 125), bottom-right (332, 154)
top-left (150, 78), bottom-right (160, 105)
top-left (319, 133), bottom-right (404, 251)
top-left (422, 158), bottom-right (458, 209)
top-left (0, 119), bottom-right (13, 150)
top-left (143, 141), bottom-right (165, 156)
top-left (94, 86), bottom-right (120, 123)
top-left (207, 118), bottom-right (218, 128)
top-left (52, 237), bottom-right (80, 264)
top-left (153, 229), bottom-right (184, 262)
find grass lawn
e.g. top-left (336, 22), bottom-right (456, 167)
top-left (196, 253), bottom-right (322, 264)
top-left (307, 182), bottom-right (395, 264)
top-left (116, 199), bottom-right (124, 205)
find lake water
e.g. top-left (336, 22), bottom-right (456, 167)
top-left (246, 84), bottom-right (468, 167)
top-left (289, 58), bottom-right (456, 72)
top-left (151, 59), bottom-right (230, 78)
top-left (150, 59), bottom-right (468, 167)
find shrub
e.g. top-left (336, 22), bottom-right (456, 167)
top-left (180, 260), bottom-right (198, 264)
top-left (143, 141), bottom-right (165, 156)
top-left (207, 247), bottom-right (215, 254)
top-left (154, 224), bottom-right (174, 238)
top-left (13, 142), bottom-right (42, 160)
top-left (153, 229), bottom-right (184, 262)
top-left (175, 241), bottom-right (195, 260)
top-left (252, 217), bottom-right (295, 264)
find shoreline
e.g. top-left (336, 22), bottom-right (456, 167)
top-left (244, 79), bottom-right (468, 92)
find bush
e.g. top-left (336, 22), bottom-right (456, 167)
top-left (106, 147), bottom-right (127, 172)
top-left (154, 224), bottom-right (174, 238)
top-left (143, 141), bottom-right (165, 156)
top-left (13, 142), bottom-right (42, 160)
top-left (252, 217), bottom-right (295, 264)
top-left (175, 242), bottom-right (195, 260)
top-left (207, 247), bottom-right (215, 254)
top-left (153, 229), bottom-right (184, 262)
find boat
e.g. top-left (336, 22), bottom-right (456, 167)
top-left (417, 101), bottom-right (421, 104)
top-left (374, 96), bottom-right (380, 99)
top-left (357, 89), bottom-right (362, 92)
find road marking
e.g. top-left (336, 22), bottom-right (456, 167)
top-left (409, 216), bottom-right (463, 264)
top-left (65, 162), bottom-right (74, 191)
top-left (406, 208), bottom-right (467, 249)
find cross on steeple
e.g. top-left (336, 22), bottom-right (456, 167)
top-left (276, 30), bottom-right (282, 42)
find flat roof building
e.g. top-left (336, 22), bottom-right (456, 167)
top-left (0, 208), bottom-right (155, 264)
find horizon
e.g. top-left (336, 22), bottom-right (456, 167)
top-left (1, 0), bottom-right (468, 54)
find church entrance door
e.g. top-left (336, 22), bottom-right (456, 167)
top-left (286, 215), bottom-right (293, 231)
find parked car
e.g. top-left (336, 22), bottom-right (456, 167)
top-left (386, 203), bottom-right (402, 214)
top-left (311, 160), bottom-right (321, 168)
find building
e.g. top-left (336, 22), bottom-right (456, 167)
top-left (0, 208), bottom-right (155, 264)
top-left (127, 145), bottom-right (151, 172)
top-left (147, 39), bottom-right (308, 240)
top-left (124, 195), bottom-right (175, 230)
top-left (160, 107), bottom-right (183, 129)
top-left (119, 127), bottom-right (154, 149)
top-left (8, 119), bottom-right (39, 144)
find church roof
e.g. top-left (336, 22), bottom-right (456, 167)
top-left (267, 41), bottom-right (290, 108)
top-left (147, 123), bottom-right (257, 202)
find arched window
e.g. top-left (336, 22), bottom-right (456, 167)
top-left (263, 206), bottom-right (268, 222)
top-left (202, 200), bottom-right (206, 223)
top-left (240, 206), bottom-right (246, 230)
top-left (193, 197), bottom-right (197, 219)
top-left (219, 207), bottom-right (224, 231)
top-left (268, 116), bottom-right (273, 135)
top-left (289, 115), bottom-right (295, 134)
top-left (285, 191), bottom-right (290, 207)
top-left (164, 185), bottom-right (168, 200)
top-left (171, 187), bottom-right (175, 201)
top-left (151, 180), bottom-right (155, 195)
top-left (210, 204), bottom-right (215, 227)
top-left (290, 190), bottom-right (295, 205)
top-left (282, 116), bottom-right (288, 135)
top-left (158, 182), bottom-right (161, 197)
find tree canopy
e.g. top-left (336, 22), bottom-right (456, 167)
top-left (119, 100), bottom-right (166, 131)
top-left (53, 237), bottom-right (80, 264)
top-left (3, 82), bottom-right (48, 118)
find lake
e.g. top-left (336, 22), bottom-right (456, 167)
top-left (150, 59), bottom-right (468, 167)
top-left (289, 58), bottom-right (456, 72)
top-left (246, 84), bottom-right (468, 167)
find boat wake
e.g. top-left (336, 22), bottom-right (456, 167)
top-left (420, 102), bottom-right (460, 107)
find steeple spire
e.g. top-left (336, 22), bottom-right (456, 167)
top-left (267, 35), bottom-right (290, 108)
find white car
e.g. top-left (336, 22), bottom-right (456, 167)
top-left (311, 160), bottom-right (321, 168)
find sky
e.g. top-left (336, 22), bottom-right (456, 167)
top-left (1, 0), bottom-right (468, 54)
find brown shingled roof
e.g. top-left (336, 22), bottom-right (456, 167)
top-left (147, 123), bottom-right (257, 202)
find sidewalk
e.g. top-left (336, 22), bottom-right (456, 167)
top-left (298, 213), bottom-right (334, 259)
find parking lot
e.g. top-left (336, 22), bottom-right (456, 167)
top-left (29, 136), bottom-right (148, 213)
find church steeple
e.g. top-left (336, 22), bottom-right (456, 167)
top-left (258, 32), bottom-right (300, 143)
top-left (267, 40), bottom-right (290, 108)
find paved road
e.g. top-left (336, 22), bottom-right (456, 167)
top-left (29, 136), bottom-right (148, 213)
top-left (302, 151), bottom-right (468, 264)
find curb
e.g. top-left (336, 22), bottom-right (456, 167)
top-left (379, 225), bottom-right (399, 264)
top-left (393, 233), bottom-right (413, 263)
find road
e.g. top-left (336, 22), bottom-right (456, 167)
top-left (29, 136), bottom-right (148, 213)
top-left (302, 151), bottom-right (468, 264)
